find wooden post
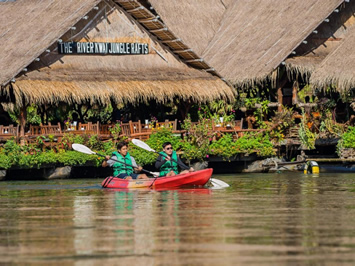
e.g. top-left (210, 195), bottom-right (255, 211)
top-left (277, 87), bottom-right (283, 112)
top-left (178, 100), bottom-right (192, 120)
top-left (277, 77), bottom-right (288, 112)
top-left (292, 81), bottom-right (299, 105)
top-left (19, 105), bottom-right (27, 145)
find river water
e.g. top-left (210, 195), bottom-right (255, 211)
top-left (1, 172), bottom-right (355, 265)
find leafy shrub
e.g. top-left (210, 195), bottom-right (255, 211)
top-left (298, 111), bottom-right (317, 150)
top-left (209, 134), bottom-right (237, 159)
top-left (129, 129), bottom-right (180, 166)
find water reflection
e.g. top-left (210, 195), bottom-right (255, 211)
top-left (1, 173), bottom-right (355, 264)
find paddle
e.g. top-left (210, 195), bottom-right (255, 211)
top-left (72, 143), bottom-right (159, 177)
top-left (131, 139), bottom-right (189, 170)
top-left (210, 178), bottom-right (230, 189)
top-left (131, 139), bottom-right (230, 188)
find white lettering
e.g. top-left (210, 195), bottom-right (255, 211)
top-left (90, 42), bottom-right (94, 53)
top-left (76, 43), bottom-right (81, 53)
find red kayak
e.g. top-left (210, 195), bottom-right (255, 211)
top-left (102, 168), bottom-right (213, 189)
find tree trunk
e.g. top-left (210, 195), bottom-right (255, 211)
top-left (19, 105), bottom-right (27, 145)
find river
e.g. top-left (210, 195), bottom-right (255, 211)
top-left (1, 172), bottom-right (355, 265)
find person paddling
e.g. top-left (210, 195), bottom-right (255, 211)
top-left (155, 142), bottom-right (194, 177)
top-left (102, 141), bottom-right (148, 180)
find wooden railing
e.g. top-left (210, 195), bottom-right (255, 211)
top-left (2, 119), bottom-right (254, 144)
top-left (0, 125), bottom-right (19, 142)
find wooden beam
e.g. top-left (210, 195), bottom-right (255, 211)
top-left (185, 58), bottom-right (203, 63)
top-left (126, 6), bottom-right (144, 13)
top-left (161, 38), bottom-right (181, 44)
top-left (150, 27), bottom-right (168, 33)
top-left (310, 37), bottom-right (342, 41)
top-left (139, 17), bottom-right (158, 23)
top-left (174, 49), bottom-right (192, 54)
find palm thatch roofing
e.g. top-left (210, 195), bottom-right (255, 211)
top-left (286, 1), bottom-right (355, 80)
top-left (0, 0), bottom-right (234, 106)
top-left (149, 0), bottom-right (344, 87)
top-left (310, 20), bottom-right (355, 92)
top-left (0, 0), bottom-right (101, 86)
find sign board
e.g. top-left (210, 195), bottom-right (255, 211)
top-left (58, 42), bottom-right (149, 55)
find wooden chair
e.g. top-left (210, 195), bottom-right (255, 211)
top-left (0, 124), bottom-right (19, 142)
top-left (90, 121), bottom-right (100, 135)
top-left (120, 122), bottom-right (131, 138)
top-left (99, 124), bottom-right (113, 140)
top-left (41, 122), bottom-right (62, 137)
top-left (155, 119), bottom-right (175, 130)
top-left (29, 125), bottom-right (42, 136)
top-left (129, 120), bottom-right (151, 140)
top-left (77, 122), bottom-right (97, 135)
top-left (129, 120), bottom-right (141, 135)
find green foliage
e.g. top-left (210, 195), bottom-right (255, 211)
top-left (128, 129), bottom-right (180, 166)
top-left (128, 146), bottom-right (157, 166)
top-left (146, 128), bottom-right (181, 151)
top-left (298, 84), bottom-right (317, 103)
top-left (298, 111), bottom-right (318, 150)
top-left (0, 153), bottom-right (11, 169)
top-left (56, 150), bottom-right (96, 166)
top-left (254, 100), bottom-right (270, 127)
top-left (8, 104), bottom-right (42, 125)
top-left (209, 134), bottom-right (237, 159)
top-left (0, 124), bottom-right (277, 170)
top-left (235, 133), bottom-right (275, 157)
top-left (209, 133), bottom-right (275, 159)
top-left (109, 123), bottom-right (121, 141)
top-left (180, 114), bottom-right (214, 161)
top-left (88, 135), bottom-right (104, 151)
top-left (244, 98), bottom-right (260, 109)
top-left (337, 126), bottom-right (355, 151)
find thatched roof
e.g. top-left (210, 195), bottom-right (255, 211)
top-left (0, 0), bottom-right (234, 106)
top-left (147, 0), bottom-right (226, 57)
top-left (286, 1), bottom-right (355, 80)
top-left (149, 0), bottom-right (344, 87)
top-left (310, 21), bottom-right (355, 92)
top-left (0, 0), bottom-right (101, 86)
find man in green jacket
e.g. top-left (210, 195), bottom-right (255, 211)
top-left (155, 142), bottom-right (194, 177)
top-left (102, 142), bottom-right (148, 180)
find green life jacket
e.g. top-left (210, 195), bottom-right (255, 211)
top-left (159, 151), bottom-right (178, 176)
top-left (112, 151), bottom-right (134, 177)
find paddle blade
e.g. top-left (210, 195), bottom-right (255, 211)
top-left (72, 143), bottom-right (96, 155)
top-left (131, 139), bottom-right (156, 152)
top-left (210, 178), bottom-right (230, 189)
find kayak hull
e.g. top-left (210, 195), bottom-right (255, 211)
top-left (102, 168), bottom-right (213, 189)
